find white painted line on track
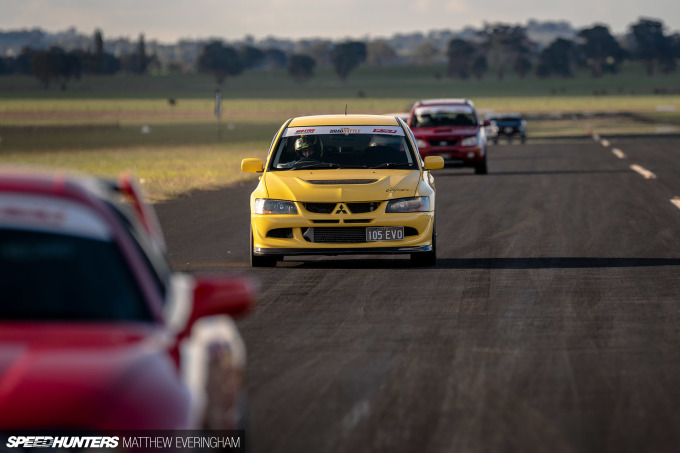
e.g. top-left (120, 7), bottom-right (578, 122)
top-left (671, 197), bottom-right (680, 211)
top-left (600, 139), bottom-right (610, 147)
top-left (630, 164), bottom-right (657, 180)
top-left (612, 148), bottom-right (626, 159)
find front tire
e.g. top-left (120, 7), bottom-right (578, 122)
top-left (250, 227), bottom-right (277, 267)
top-left (411, 223), bottom-right (437, 267)
top-left (474, 157), bottom-right (488, 175)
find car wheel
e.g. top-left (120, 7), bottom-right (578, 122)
top-left (411, 222), bottom-right (436, 267)
top-left (474, 157), bottom-right (488, 175)
top-left (250, 227), bottom-right (277, 267)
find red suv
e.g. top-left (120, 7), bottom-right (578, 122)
top-left (407, 98), bottom-right (489, 174)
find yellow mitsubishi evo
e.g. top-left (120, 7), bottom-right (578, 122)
top-left (241, 114), bottom-right (444, 267)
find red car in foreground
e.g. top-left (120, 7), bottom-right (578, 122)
top-left (0, 169), bottom-right (255, 431)
top-left (407, 98), bottom-right (490, 174)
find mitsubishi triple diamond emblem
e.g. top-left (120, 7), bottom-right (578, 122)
top-left (335, 204), bottom-right (348, 214)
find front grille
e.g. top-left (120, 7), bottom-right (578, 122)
top-left (302, 179), bottom-right (378, 185)
top-left (304, 227), bottom-right (367, 243)
top-left (302, 226), bottom-right (420, 243)
top-left (304, 202), bottom-right (336, 214)
top-left (429, 139), bottom-right (458, 147)
top-left (347, 202), bottom-right (380, 213)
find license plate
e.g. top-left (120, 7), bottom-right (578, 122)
top-left (366, 226), bottom-right (404, 242)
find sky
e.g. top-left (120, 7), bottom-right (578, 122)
top-left (1, 0), bottom-right (678, 43)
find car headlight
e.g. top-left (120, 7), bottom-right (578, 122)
top-left (254, 199), bottom-right (298, 215)
top-left (385, 197), bottom-right (430, 213)
top-left (416, 139), bottom-right (427, 148)
top-left (461, 136), bottom-right (479, 147)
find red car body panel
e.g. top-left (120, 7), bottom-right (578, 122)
top-left (0, 324), bottom-right (190, 430)
top-left (411, 125), bottom-right (485, 163)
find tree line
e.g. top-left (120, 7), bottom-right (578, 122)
top-left (1, 18), bottom-right (679, 90)
top-left (0, 30), bottom-right (153, 89)
top-left (446, 19), bottom-right (679, 81)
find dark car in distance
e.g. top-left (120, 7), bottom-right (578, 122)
top-left (407, 98), bottom-right (490, 174)
top-left (487, 113), bottom-right (527, 144)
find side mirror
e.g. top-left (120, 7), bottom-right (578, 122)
top-left (191, 276), bottom-right (256, 323)
top-left (241, 158), bottom-right (264, 173)
top-left (483, 120), bottom-right (491, 127)
top-left (423, 156), bottom-right (445, 171)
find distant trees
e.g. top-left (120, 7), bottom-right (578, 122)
top-left (366, 40), bottom-right (398, 66)
top-left (535, 38), bottom-right (578, 78)
top-left (13, 48), bottom-right (36, 74)
top-left (415, 41), bottom-right (439, 65)
top-left (447, 38), bottom-right (478, 79)
top-left (239, 45), bottom-right (265, 69)
top-left (264, 48), bottom-right (287, 68)
top-left (31, 46), bottom-right (82, 89)
top-left (82, 29), bottom-right (121, 74)
top-left (479, 24), bottom-right (533, 80)
top-left (331, 41), bottom-right (366, 81)
top-left (120, 34), bottom-right (154, 74)
top-left (197, 41), bottom-right (244, 86)
top-left (304, 41), bottom-right (333, 67)
top-left (630, 18), bottom-right (677, 75)
top-left (288, 54), bottom-right (316, 83)
top-left (577, 25), bottom-right (626, 77)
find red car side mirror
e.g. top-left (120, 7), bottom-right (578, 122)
top-left (483, 120), bottom-right (491, 127)
top-left (191, 276), bottom-right (256, 323)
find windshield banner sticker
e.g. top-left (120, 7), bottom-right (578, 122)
top-left (284, 126), bottom-right (404, 137)
top-left (415, 106), bottom-right (474, 115)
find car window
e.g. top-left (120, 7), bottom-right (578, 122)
top-left (270, 126), bottom-right (417, 171)
top-left (496, 117), bottom-right (522, 124)
top-left (107, 201), bottom-right (171, 300)
top-left (412, 106), bottom-right (477, 128)
top-left (0, 228), bottom-right (152, 322)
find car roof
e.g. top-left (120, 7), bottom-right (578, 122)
top-left (0, 168), bottom-right (165, 250)
top-left (487, 112), bottom-right (523, 119)
top-left (288, 114), bottom-right (401, 128)
top-left (413, 98), bottom-right (474, 107)
top-left (0, 169), bottom-right (116, 207)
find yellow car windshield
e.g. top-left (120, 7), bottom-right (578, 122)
top-left (271, 130), bottom-right (416, 171)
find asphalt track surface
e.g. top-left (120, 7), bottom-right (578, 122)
top-left (156, 136), bottom-right (680, 453)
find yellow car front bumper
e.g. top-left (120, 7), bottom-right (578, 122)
top-left (251, 205), bottom-right (434, 256)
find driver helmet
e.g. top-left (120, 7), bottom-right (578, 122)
top-left (295, 135), bottom-right (322, 158)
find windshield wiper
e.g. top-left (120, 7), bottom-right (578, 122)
top-left (371, 163), bottom-right (414, 169)
top-left (290, 162), bottom-right (341, 170)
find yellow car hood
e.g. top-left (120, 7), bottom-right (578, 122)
top-left (263, 169), bottom-right (421, 202)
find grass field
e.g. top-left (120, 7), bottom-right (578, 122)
top-left (1, 63), bottom-right (679, 199)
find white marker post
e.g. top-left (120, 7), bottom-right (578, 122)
top-left (215, 88), bottom-right (222, 139)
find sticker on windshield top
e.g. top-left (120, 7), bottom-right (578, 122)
top-left (415, 106), bottom-right (474, 115)
top-left (284, 126), bottom-right (405, 137)
top-left (0, 194), bottom-right (112, 241)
